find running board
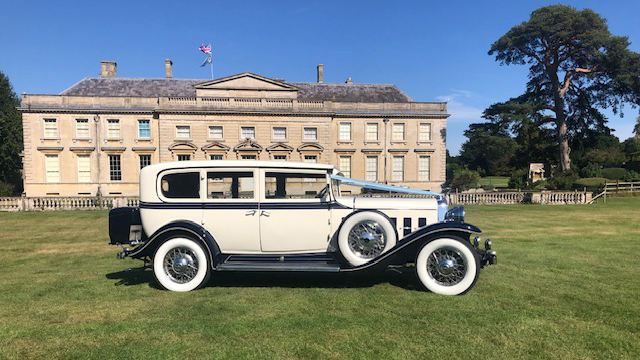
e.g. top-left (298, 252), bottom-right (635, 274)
top-left (216, 261), bottom-right (341, 272)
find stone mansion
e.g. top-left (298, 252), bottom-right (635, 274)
top-left (19, 60), bottom-right (449, 197)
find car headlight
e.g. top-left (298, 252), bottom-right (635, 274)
top-left (444, 206), bottom-right (465, 222)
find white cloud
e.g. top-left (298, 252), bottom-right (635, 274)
top-left (436, 89), bottom-right (484, 123)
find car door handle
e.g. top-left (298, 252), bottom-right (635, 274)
top-left (245, 210), bottom-right (257, 216)
top-left (260, 210), bottom-right (270, 217)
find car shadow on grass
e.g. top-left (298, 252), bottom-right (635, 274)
top-left (105, 266), bottom-right (425, 292)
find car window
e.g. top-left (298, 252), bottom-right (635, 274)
top-left (265, 172), bottom-right (326, 199)
top-left (161, 172), bottom-right (200, 199)
top-left (207, 171), bottom-right (254, 199)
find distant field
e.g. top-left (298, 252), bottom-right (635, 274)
top-left (1, 198), bottom-right (639, 359)
top-left (478, 176), bottom-right (510, 188)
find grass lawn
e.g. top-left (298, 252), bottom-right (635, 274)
top-left (1, 198), bottom-right (639, 359)
top-left (478, 176), bottom-right (510, 188)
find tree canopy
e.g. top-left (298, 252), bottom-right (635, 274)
top-left (488, 5), bottom-right (640, 172)
top-left (0, 71), bottom-right (23, 194)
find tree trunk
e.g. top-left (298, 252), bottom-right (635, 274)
top-left (549, 69), bottom-right (572, 172)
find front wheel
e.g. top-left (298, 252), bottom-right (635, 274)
top-left (153, 236), bottom-right (211, 292)
top-left (416, 236), bottom-right (480, 295)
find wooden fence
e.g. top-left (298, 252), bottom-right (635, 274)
top-left (590, 181), bottom-right (640, 203)
top-left (0, 196), bottom-right (139, 212)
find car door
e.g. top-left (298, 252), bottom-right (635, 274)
top-left (201, 168), bottom-right (261, 253)
top-left (258, 169), bottom-right (331, 253)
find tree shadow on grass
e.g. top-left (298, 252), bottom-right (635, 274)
top-left (105, 266), bottom-right (424, 292)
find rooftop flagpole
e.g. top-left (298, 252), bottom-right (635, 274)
top-left (199, 43), bottom-right (214, 79)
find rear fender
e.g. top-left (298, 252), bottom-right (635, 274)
top-left (128, 220), bottom-right (220, 268)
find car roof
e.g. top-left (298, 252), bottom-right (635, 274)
top-left (143, 160), bottom-right (336, 172)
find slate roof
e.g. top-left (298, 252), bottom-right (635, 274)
top-left (61, 77), bottom-right (413, 103)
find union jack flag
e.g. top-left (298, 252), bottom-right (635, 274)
top-left (199, 44), bottom-right (212, 55)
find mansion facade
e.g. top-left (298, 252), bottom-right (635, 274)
top-left (19, 60), bottom-right (449, 197)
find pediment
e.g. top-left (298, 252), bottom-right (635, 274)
top-left (297, 143), bottom-right (324, 152)
top-left (233, 138), bottom-right (263, 152)
top-left (195, 73), bottom-right (298, 91)
top-left (168, 142), bottom-right (198, 151)
top-left (201, 142), bottom-right (230, 152)
top-left (266, 143), bottom-right (294, 152)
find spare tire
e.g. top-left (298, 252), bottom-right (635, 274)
top-left (338, 212), bottom-right (397, 266)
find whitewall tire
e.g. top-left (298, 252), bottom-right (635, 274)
top-left (338, 212), bottom-right (397, 266)
top-left (416, 237), bottom-right (480, 295)
top-left (153, 237), bottom-right (211, 292)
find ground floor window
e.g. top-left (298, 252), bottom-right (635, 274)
top-left (139, 154), bottom-right (151, 169)
top-left (304, 155), bottom-right (317, 163)
top-left (77, 155), bottom-right (91, 182)
top-left (177, 154), bottom-right (191, 161)
top-left (273, 155), bottom-right (287, 161)
top-left (210, 154), bottom-right (223, 160)
top-left (109, 155), bottom-right (122, 181)
top-left (418, 156), bottom-right (430, 181)
top-left (392, 156), bottom-right (404, 181)
top-left (45, 154), bottom-right (60, 183)
top-left (366, 156), bottom-right (378, 182)
top-left (241, 155), bottom-right (256, 160)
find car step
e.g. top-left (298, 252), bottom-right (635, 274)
top-left (216, 261), bottom-right (341, 272)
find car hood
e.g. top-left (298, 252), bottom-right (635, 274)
top-left (335, 196), bottom-right (439, 210)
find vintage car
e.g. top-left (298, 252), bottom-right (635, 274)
top-left (108, 160), bottom-right (496, 294)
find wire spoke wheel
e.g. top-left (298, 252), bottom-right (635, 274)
top-left (163, 246), bottom-right (199, 284)
top-left (347, 220), bottom-right (387, 259)
top-left (426, 246), bottom-right (467, 286)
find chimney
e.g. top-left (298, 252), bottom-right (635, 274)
top-left (100, 61), bottom-right (117, 78)
top-left (165, 59), bottom-right (173, 78)
top-left (317, 64), bottom-right (324, 84)
top-left (345, 77), bottom-right (352, 84)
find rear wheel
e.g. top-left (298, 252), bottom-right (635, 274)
top-left (416, 236), bottom-right (480, 295)
top-left (153, 236), bottom-right (211, 292)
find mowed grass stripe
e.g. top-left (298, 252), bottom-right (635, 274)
top-left (0, 198), bottom-right (638, 359)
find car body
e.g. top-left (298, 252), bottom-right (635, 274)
top-left (109, 160), bottom-right (496, 294)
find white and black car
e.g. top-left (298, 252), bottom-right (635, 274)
top-left (109, 160), bottom-right (496, 294)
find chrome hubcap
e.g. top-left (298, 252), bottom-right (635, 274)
top-left (427, 247), bottom-right (466, 286)
top-left (348, 220), bottom-right (387, 259)
top-left (164, 247), bottom-right (198, 283)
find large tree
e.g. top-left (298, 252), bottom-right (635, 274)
top-left (0, 71), bottom-right (23, 193)
top-left (458, 122), bottom-right (518, 176)
top-left (489, 5), bottom-right (640, 172)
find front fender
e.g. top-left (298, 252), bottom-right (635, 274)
top-left (341, 221), bottom-right (482, 272)
top-left (127, 220), bottom-right (220, 268)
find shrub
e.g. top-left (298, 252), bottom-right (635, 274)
top-left (0, 182), bottom-right (15, 197)
top-left (508, 169), bottom-right (528, 190)
top-left (580, 163), bottom-right (602, 178)
top-left (529, 180), bottom-right (547, 190)
top-left (602, 168), bottom-right (627, 180)
top-left (574, 177), bottom-right (608, 190)
top-left (623, 170), bottom-right (640, 181)
top-left (450, 168), bottom-right (480, 191)
top-left (481, 184), bottom-right (495, 191)
top-left (547, 171), bottom-right (579, 190)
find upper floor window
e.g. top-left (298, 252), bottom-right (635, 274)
top-left (366, 156), bottom-right (378, 182)
top-left (45, 154), bottom-right (60, 182)
top-left (176, 126), bottom-right (190, 139)
top-left (75, 119), bottom-right (90, 138)
top-left (366, 123), bottom-right (378, 141)
top-left (44, 119), bottom-right (58, 138)
top-left (304, 127), bottom-right (317, 140)
top-left (241, 126), bottom-right (255, 139)
top-left (107, 119), bottom-right (120, 139)
top-left (419, 123), bottom-right (432, 141)
top-left (339, 123), bottom-right (351, 141)
top-left (209, 126), bottom-right (223, 140)
top-left (138, 120), bottom-right (151, 139)
top-left (273, 127), bottom-right (287, 140)
top-left (392, 123), bottom-right (405, 141)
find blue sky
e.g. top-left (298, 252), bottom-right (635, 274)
top-left (1, 0), bottom-right (638, 154)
